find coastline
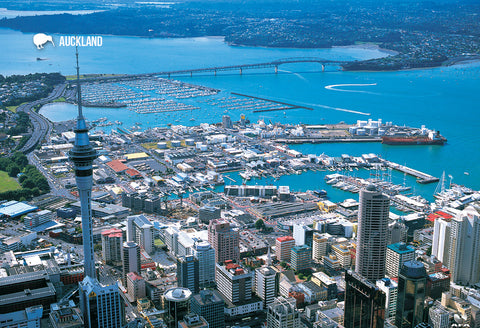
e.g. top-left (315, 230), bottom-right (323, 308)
top-left (332, 44), bottom-right (399, 56)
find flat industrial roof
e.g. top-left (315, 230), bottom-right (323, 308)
top-left (0, 201), bottom-right (38, 218)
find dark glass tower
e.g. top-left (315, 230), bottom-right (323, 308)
top-left (395, 260), bottom-right (427, 328)
top-left (68, 49), bottom-right (98, 279)
top-left (344, 270), bottom-right (386, 328)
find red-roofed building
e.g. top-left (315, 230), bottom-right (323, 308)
top-left (289, 291), bottom-right (305, 307)
top-left (101, 228), bottom-right (123, 265)
top-left (125, 168), bottom-right (142, 179)
top-left (276, 236), bottom-right (295, 262)
top-left (436, 211), bottom-right (453, 219)
top-left (127, 271), bottom-right (146, 301)
top-left (106, 160), bottom-right (129, 173)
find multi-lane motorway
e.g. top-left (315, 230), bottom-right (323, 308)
top-left (17, 83), bottom-right (66, 154)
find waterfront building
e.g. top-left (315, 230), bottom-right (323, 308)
top-left (177, 255), bottom-right (200, 294)
top-left (79, 276), bottom-right (125, 328)
top-left (266, 296), bottom-right (301, 328)
top-left (290, 245), bottom-right (311, 271)
top-left (376, 278), bottom-right (398, 319)
top-left (275, 236), bottom-right (295, 262)
top-left (312, 232), bottom-right (333, 262)
top-left (215, 260), bottom-right (253, 304)
top-left (68, 50), bottom-right (98, 279)
top-left (192, 241), bottom-right (216, 288)
top-left (355, 185), bottom-right (390, 282)
top-left (123, 241), bottom-right (141, 283)
top-left (395, 261), bottom-right (427, 328)
top-left (101, 228), bottom-right (123, 265)
top-left (222, 115), bottom-right (233, 129)
top-left (190, 290), bottom-right (225, 328)
top-left (386, 242), bottom-right (416, 278)
top-left (448, 206), bottom-right (480, 286)
top-left (208, 219), bottom-right (239, 263)
top-left (126, 214), bottom-right (155, 254)
top-left (344, 270), bottom-right (386, 328)
top-left (255, 266), bottom-right (278, 307)
top-left (163, 287), bottom-right (192, 328)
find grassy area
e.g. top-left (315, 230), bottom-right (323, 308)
top-left (154, 239), bottom-right (165, 247)
top-left (52, 97), bottom-right (66, 103)
top-left (5, 102), bottom-right (27, 113)
top-left (142, 142), bottom-right (158, 149)
top-left (0, 171), bottom-right (21, 192)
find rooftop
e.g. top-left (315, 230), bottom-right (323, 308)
top-left (387, 242), bottom-right (415, 254)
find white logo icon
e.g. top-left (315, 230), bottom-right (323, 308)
top-left (33, 33), bottom-right (55, 49)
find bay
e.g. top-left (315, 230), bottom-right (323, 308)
top-left (0, 27), bottom-right (478, 200)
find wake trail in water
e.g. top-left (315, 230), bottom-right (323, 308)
top-left (273, 97), bottom-right (371, 116)
top-left (278, 69), bottom-right (308, 82)
top-left (325, 83), bottom-right (378, 94)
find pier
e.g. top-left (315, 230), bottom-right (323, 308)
top-left (231, 92), bottom-right (313, 111)
top-left (380, 159), bottom-right (439, 184)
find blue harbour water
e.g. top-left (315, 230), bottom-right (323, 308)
top-left (1, 28), bottom-right (479, 201)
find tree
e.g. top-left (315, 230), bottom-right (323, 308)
top-left (255, 219), bottom-right (266, 230)
top-left (6, 163), bottom-right (20, 177)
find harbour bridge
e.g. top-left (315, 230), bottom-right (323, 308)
top-left (74, 57), bottom-right (351, 82)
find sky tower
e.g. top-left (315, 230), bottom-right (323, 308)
top-left (69, 48), bottom-right (98, 279)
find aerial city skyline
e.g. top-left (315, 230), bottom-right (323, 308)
top-left (0, 0), bottom-right (479, 327)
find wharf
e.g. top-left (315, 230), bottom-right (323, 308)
top-left (275, 137), bottom-right (381, 144)
top-left (231, 92), bottom-right (312, 111)
top-left (380, 159), bottom-right (439, 184)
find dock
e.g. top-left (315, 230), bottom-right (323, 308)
top-left (231, 92), bottom-right (312, 111)
top-left (380, 159), bottom-right (439, 184)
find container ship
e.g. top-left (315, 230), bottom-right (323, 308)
top-left (382, 130), bottom-right (446, 145)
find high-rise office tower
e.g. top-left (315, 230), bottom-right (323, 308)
top-left (312, 232), bottom-right (333, 262)
top-left (432, 217), bottom-right (451, 266)
top-left (190, 290), bottom-right (225, 328)
top-left (68, 50), bottom-right (98, 279)
top-left (355, 185), bottom-right (390, 282)
top-left (126, 214), bottom-right (155, 254)
top-left (344, 270), bottom-right (386, 328)
top-left (386, 242), bottom-right (416, 278)
top-left (177, 255), bottom-right (199, 294)
top-left (208, 219), bottom-right (239, 263)
top-left (395, 260), bottom-right (427, 328)
top-left (275, 236), bottom-right (295, 262)
top-left (266, 297), bottom-right (301, 328)
top-left (123, 241), bottom-right (141, 283)
top-left (101, 228), bottom-right (123, 265)
top-left (163, 287), bottom-right (192, 328)
top-left (215, 261), bottom-right (253, 304)
top-left (79, 276), bottom-right (125, 328)
top-left (388, 219), bottom-right (408, 245)
top-left (192, 241), bottom-right (216, 288)
top-left (376, 278), bottom-right (398, 319)
top-left (448, 206), bottom-right (480, 286)
top-left (255, 266), bottom-right (278, 307)
top-left (290, 245), bottom-right (311, 271)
